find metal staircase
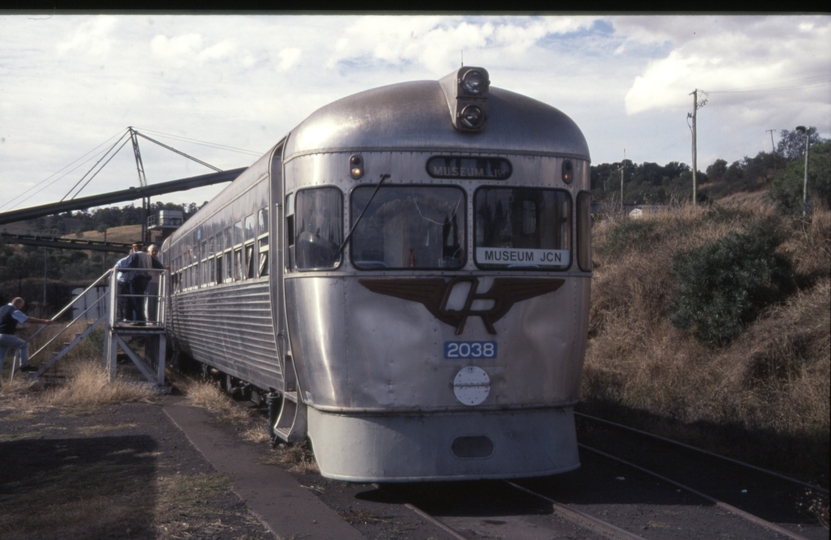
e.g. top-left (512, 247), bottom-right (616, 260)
top-left (8, 268), bottom-right (169, 390)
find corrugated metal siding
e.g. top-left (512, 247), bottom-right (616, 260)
top-left (168, 281), bottom-right (283, 390)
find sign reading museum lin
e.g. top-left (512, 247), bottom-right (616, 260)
top-left (427, 156), bottom-right (512, 180)
top-left (476, 247), bottom-right (571, 268)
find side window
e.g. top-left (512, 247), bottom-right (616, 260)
top-left (216, 234), bottom-right (223, 284)
top-left (223, 227), bottom-right (233, 283)
top-left (295, 187), bottom-right (343, 271)
top-left (258, 207), bottom-right (269, 277)
top-left (245, 214), bottom-right (256, 279)
top-left (200, 239), bottom-right (208, 287)
top-left (233, 221), bottom-right (243, 281)
top-left (285, 193), bottom-right (295, 271)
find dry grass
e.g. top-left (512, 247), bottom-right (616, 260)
top-left (68, 223), bottom-right (142, 243)
top-left (583, 201), bottom-right (830, 485)
top-left (2, 360), bottom-right (157, 420)
top-left (1, 320), bottom-right (160, 419)
top-left (175, 375), bottom-right (271, 445)
top-left (176, 374), bottom-right (319, 474)
top-left (268, 440), bottom-right (320, 475)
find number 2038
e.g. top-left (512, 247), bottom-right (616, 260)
top-left (444, 341), bottom-right (497, 359)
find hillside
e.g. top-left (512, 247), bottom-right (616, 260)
top-left (581, 198), bottom-right (830, 490)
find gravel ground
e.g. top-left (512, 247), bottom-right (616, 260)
top-left (0, 397), bottom-right (275, 540)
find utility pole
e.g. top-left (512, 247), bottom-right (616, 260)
top-left (688, 89), bottom-right (707, 207)
top-left (613, 161), bottom-right (625, 212)
top-left (766, 129), bottom-right (777, 154)
top-left (796, 126), bottom-right (811, 216)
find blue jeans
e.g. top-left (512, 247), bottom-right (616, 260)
top-left (0, 334), bottom-right (29, 374)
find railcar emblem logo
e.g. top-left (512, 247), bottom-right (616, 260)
top-left (359, 277), bottom-right (564, 335)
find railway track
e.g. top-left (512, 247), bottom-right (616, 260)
top-left (358, 415), bottom-right (828, 540)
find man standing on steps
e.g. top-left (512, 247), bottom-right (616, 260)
top-left (123, 243), bottom-right (164, 325)
top-left (0, 297), bottom-right (55, 375)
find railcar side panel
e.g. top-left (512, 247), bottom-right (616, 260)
top-left (164, 147), bottom-right (283, 391)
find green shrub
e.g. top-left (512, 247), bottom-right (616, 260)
top-left (669, 220), bottom-right (795, 345)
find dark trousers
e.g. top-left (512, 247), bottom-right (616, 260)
top-left (128, 278), bottom-right (150, 322)
top-left (118, 282), bottom-right (131, 321)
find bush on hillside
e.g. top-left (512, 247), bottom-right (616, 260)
top-left (669, 219), bottom-right (796, 345)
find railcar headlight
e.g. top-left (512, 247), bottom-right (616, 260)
top-left (459, 105), bottom-right (485, 129)
top-left (461, 69), bottom-right (487, 95)
top-left (350, 154), bottom-right (364, 179)
top-left (439, 66), bottom-right (490, 133)
top-left (562, 160), bottom-right (574, 184)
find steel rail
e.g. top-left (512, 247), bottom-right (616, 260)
top-left (371, 483), bottom-right (470, 540)
top-left (575, 412), bottom-right (829, 495)
top-left (505, 481), bottom-right (647, 540)
top-left (579, 443), bottom-right (811, 540)
top-left (404, 503), bottom-right (471, 540)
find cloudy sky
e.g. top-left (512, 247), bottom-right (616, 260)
top-left (1, 14), bottom-right (829, 211)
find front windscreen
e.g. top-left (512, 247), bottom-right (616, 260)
top-left (351, 185), bottom-right (465, 270)
top-left (475, 188), bottom-right (571, 269)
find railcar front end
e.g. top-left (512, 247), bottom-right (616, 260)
top-left (281, 67), bottom-right (592, 481)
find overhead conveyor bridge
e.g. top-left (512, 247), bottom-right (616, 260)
top-left (0, 168), bottom-right (245, 226)
top-left (0, 232), bottom-right (133, 253)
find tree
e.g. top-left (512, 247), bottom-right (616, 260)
top-left (706, 159), bottom-right (728, 182)
top-left (776, 127), bottom-right (824, 161)
top-left (769, 140), bottom-right (831, 214)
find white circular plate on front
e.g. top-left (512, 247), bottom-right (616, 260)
top-left (453, 366), bottom-right (490, 406)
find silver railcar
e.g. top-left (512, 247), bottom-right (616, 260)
top-left (162, 66), bottom-right (592, 482)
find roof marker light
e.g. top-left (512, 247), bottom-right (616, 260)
top-left (350, 154), bottom-right (364, 179)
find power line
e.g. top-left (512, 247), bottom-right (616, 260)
top-left (0, 129), bottom-right (129, 212)
top-left (133, 127), bottom-right (263, 157)
top-left (705, 78), bottom-right (830, 94)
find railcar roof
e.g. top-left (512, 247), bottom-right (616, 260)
top-left (283, 80), bottom-right (590, 162)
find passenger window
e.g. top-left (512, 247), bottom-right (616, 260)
top-left (234, 248), bottom-right (243, 281)
top-left (234, 220), bottom-right (244, 246)
top-left (245, 214), bottom-right (256, 241)
top-left (245, 243), bottom-right (256, 279)
top-left (258, 207), bottom-right (270, 277)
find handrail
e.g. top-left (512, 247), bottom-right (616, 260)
top-left (25, 267), bottom-right (166, 357)
top-left (25, 269), bottom-right (112, 343)
top-left (28, 295), bottom-right (109, 362)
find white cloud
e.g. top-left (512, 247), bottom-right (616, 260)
top-left (151, 33), bottom-right (204, 62)
top-left (0, 14), bottom-right (828, 209)
top-left (278, 48), bottom-right (301, 71)
top-left (55, 16), bottom-right (118, 59)
top-left (621, 15), bottom-right (831, 119)
top-left (199, 39), bottom-right (236, 62)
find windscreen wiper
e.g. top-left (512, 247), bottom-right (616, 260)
top-left (338, 173), bottom-right (390, 254)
